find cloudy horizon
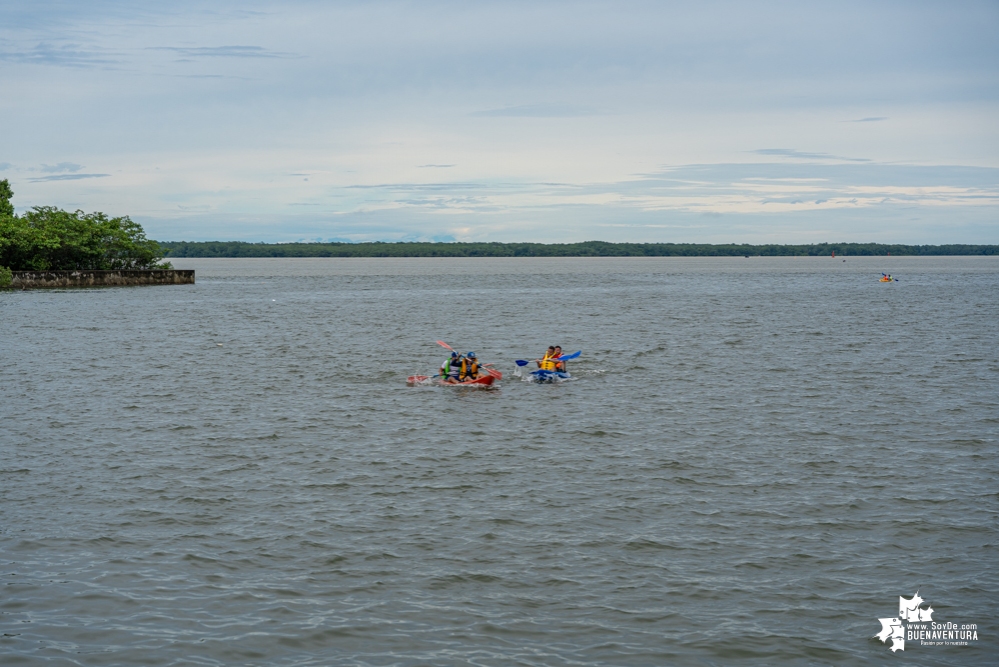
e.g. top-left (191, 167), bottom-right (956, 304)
top-left (2, 1), bottom-right (997, 243)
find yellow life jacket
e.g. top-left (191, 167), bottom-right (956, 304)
top-left (539, 353), bottom-right (556, 371)
top-left (460, 359), bottom-right (479, 380)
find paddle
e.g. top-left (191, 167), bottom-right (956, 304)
top-left (477, 361), bottom-right (503, 379)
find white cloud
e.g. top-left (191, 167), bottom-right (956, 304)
top-left (749, 149), bottom-right (870, 162)
top-left (29, 173), bottom-right (110, 182)
top-left (40, 162), bottom-right (83, 173)
top-left (146, 45), bottom-right (298, 59)
top-left (470, 104), bottom-right (601, 118)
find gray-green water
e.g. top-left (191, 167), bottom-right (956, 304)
top-left (2, 256), bottom-right (996, 665)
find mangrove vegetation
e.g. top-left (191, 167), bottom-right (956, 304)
top-left (159, 240), bottom-right (999, 258)
top-left (0, 180), bottom-right (171, 281)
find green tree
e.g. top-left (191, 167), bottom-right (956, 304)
top-left (0, 179), bottom-right (16, 280)
top-left (0, 182), bottom-right (171, 271)
top-left (0, 179), bottom-right (13, 218)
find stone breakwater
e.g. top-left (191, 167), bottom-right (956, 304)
top-left (9, 270), bottom-right (195, 288)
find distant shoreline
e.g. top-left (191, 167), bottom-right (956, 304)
top-left (158, 241), bottom-right (999, 258)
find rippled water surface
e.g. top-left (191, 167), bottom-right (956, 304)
top-left (2, 257), bottom-right (997, 666)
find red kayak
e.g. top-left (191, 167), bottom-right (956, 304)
top-left (407, 374), bottom-right (497, 386)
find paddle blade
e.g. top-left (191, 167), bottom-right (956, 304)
top-left (435, 340), bottom-right (454, 351)
top-left (555, 351), bottom-right (581, 361)
top-left (515, 359), bottom-right (530, 366)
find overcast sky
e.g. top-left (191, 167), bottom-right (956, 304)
top-left (2, 1), bottom-right (997, 242)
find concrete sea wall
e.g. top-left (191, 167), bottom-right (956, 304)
top-left (10, 270), bottom-right (195, 289)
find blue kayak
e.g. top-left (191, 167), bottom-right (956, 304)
top-left (530, 369), bottom-right (572, 383)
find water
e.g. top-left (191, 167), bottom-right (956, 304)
top-left (2, 256), bottom-right (996, 666)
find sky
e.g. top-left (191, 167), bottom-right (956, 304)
top-left (1, 0), bottom-right (997, 243)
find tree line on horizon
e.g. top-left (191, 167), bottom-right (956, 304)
top-left (159, 240), bottom-right (999, 258)
top-left (3, 168), bottom-right (995, 288)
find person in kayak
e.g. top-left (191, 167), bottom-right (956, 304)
top-left (537, 346), bottom-right (556, 371)
top-left (552, 345), bottom-right (566, 373)
top-left (461, 352), bottom-right (480, 381)
top-left (440, 351), bottom-right (461, 383)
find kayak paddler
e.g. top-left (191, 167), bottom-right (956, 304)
top-left (537, 346), bottom-right (556, 371)
top-left (552, 345), bottom-right (566, 373)
top-left (461, 352), bottom-right (480, 381)
top-left (440, 351), bottom-right (462, 383)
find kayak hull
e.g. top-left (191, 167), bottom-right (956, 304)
top-left (407, 374), bottom-right (496, 386)
top-left (530, 370), bottom-right (572, 383)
